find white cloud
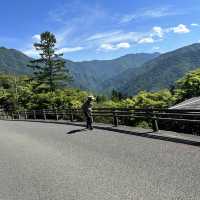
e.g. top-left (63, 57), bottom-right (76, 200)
top-left (151, 24), bottom-right (190, 39)
top-left (116, 42), bottom-right (130, 48)
top-left (120, 6), bottom-right (183, 23)
top-left (56, 46), bottom-right (84, 54)
top-left (152, 26), bottom-right (164, 38)
top-left (55, 28), bottom-right (73, 47)
top-left (99, 42), bottom-right (130, 51)
top-left (191, 23), bottom-right (199, 27)
top-left (152, 46), bottom-right (160, 50)
top-left (170, 24), bottom-right (190, 34)
top-left (83, 23), bottom-right (191, 53)
top-left (23, 44), bottom-right (83, 57)
top-left (99, 43), bottom-right (115, 50)
top-left (120, 14), bottom-right (136, 23)
top-left (32, 34), bottom-right (40, 42)
top-left (143, 7), bottom-right (175, 18)
top-left (86, 31), bottom-right (122, 41)
top-left (138, 37), bottom-right (154, 44)
top-left (23, 48), bottom-right (39, 57)
top-left (88, 24), bottom-right (190, 48)
top-left (23, 46), bottom-right (83, 57)
top-left (87, 31), bottom-right (145, 45)
top-left (48, 2), bottom-right (106, 26)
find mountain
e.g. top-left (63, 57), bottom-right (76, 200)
top-left (0, 47), bottom-right (32, 75)
top-left (2, 43), bottom-right (200, 97)
top-left (65, 53), bottom-right (160, 91)
top-left (104, 43), bottom-right (200, 95)
top-left (0, 47), bottom-right (159, 92)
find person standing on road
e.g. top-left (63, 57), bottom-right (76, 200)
top-left (82, 96), bottom-right (95, 130)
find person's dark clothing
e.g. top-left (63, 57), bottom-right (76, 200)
top-left (82, 100), bottom-right (93, 130)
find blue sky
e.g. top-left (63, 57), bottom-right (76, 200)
top-left (0, 0), bottom-right (200, 61)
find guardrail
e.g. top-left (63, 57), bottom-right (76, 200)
top-left (1, 108), bottom-right (200, 134)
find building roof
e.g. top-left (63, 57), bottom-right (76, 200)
top-left (170, 97), bottom-right (200, 110)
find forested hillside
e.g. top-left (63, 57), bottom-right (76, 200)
top-left (66, 53), bottom-right (160, 91)
top-left (1, 43), bottom-right (200, 96)
top-left (114, 43), bottom-right (200, 95)
top-left (0, 47), bottom-right (32, 74)
top-left (0, 47), bottom-right (159, 92)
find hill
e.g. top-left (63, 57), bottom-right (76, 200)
top-left (0, 47), bottom-right (32, 75)
top-left (3, 43), bottom-right (200, 97)
top-left (0, 47), bottom-right (159, 92)
top-left (66, 53), bottom-right (160, 91)
top-left (104, 43), bottom-right (200, 95)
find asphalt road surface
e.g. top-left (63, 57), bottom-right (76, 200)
top-left (0, 120), bottom-right (200, 200)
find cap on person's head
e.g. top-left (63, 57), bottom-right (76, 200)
top-left (87, 95), bottom-right (95, 101)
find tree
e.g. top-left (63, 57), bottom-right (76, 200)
top-left (111, 89), bottom-right (124, 101)
top-left (175, 68), bottom-right (200, 102)
top-left (132, 90), bottom-right (176, 109)
top-left (28, 31), bottom-right (72, 92)
top-left (96, 95), bottom-right (107, 103)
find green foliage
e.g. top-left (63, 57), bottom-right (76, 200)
top-left (95, 95), bottom-right (108, 104)
top-left (0, 73), bottom-right (89, 111)
top-left (97, 89), bottom-right (175, 109)
top-left (111, 89), bottom-right (124, 101)
top-left (132, 90), bottom-right (176, 109)
top-left (28, 31), bottom-right (72, 92)
top-left (174, 68), bottom-right (200, 102)
top-left (22, 88), bottom-right (88, 110)
top-left (119, 98), bottom-right (135, 108)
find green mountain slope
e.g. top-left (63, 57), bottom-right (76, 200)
top-left (0, 47), bottom-right (159, 92)
top-left (0, 47), bottom-right (32, 74)
top-left (66, 53), bottom-right (160, 91)
top-left (5, 43), bottom-right (200, 97)
top-left (111, 43), bottom-right (200, 95)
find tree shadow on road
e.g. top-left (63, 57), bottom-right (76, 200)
top-left (66, 128), bottom-right (88, 134)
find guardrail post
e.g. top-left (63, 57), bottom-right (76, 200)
top-left (113, 110), bottom-right (118, 127)
top-left (43, 110), bottom-right (46, 120)
top-left (152, 112), bottom-right (159, 132)
top-left (6, 112), bottom-right (9, 119)
top-left (33, 110), bottom-right (36, 120)
top-left (25, 111), bottom-right (27, 120)
top-left (11, 112), bottom-right (14, 120)
top-left (17, 111), bottom-right (20, 119)
top-left (70, 109), bottom-right (74, 122)
top-left (55, 109), bottom-right (59, 120)
top-left (62, 111), bottom-right (65, 120)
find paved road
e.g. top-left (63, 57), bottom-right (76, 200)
top-left (0, 121), bottom-right (200, 200)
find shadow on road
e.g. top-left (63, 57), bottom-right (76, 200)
top-left (67, 128), bottom-right (87, 134)
top-left (3, 119), bottom-right (200, 147)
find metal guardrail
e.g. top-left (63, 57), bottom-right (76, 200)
top-left (1, 108), bottom-right (200, 133)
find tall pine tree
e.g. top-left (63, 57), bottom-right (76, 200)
top-left (28, 31), bottom-right (72, 92)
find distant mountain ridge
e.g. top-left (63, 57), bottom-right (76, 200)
top-left (1, 43), bottom-right (200, 96)
top-left (0, 47), bottom-right (32, 75)
top-left (65, 53), bottom-right (160, 91)
top-left (114, 43), bottom-right (200, 95)
top-left (0, 47), bottom-right (159, 91)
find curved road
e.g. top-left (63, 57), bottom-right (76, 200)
top-left (0, 120), bottom-right (200, 200)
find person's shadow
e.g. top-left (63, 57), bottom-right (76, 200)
top-left (66, 128), bottom-right (87, 134)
